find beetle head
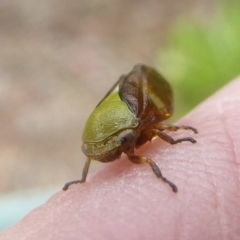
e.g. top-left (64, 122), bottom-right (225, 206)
top-left (81, 129), bottom-right (137, 162)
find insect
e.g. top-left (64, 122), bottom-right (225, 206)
top-left (63, 64), bottom-right (197, 192)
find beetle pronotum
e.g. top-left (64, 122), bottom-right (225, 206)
top-left (63, 64), bottom-right (197, 192)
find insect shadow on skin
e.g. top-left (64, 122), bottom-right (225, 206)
top-left (63, 64), bottom-right (198, 193)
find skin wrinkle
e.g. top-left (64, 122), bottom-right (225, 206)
top-left (219, 108), bottom-right (238, 165)
top-left (218, 101), bottom-right (240, 196)
top-left (211, 129), bottom-right (235, 236)
top-left (216, 95), bottom-right (240, 165)
top-left (211, 165), bottom-right (224, 239)
top-left (213, 100), bottom-right (240, 238)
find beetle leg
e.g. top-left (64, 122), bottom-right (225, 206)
top-left (127, 153), bottom-right (178, 192)
top-left (156, 124), bottom-right (198, 134)
top-left (153, 129), bottom-right (196, 144)
top-left (63, 158), bottom-right (91, 190)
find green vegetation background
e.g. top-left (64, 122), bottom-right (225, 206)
top-left (157, 1), bottom-right (240, 121)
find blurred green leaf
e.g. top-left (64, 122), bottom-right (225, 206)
top-left (157, 1), bottom-right (240, 120)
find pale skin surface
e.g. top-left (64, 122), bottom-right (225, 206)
top-left (1, 77), bottom-right (240, 240)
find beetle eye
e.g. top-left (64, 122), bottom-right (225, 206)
top-left (117, 129), bottom-right (136, 150)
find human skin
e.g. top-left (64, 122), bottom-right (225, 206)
top-left (1, 77), bottom-right (240, 240)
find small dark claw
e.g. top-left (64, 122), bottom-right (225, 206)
top-left (171, 184), bottom-right (178, 193)
top-left (189, 137), bottom-right (197, 144)
top-left (63, 180), bottom-right (83, 191)
top-left (188, 126), bottom-right (198, 134)
top-left (174, 137), bottom-right (197, 144)
top-left (161, 177), bottom-right (178, 193)
top-left (178, 126), bottom-right (198, 134)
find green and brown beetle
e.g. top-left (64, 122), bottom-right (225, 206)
top-left (63, 64), bottom-right (197, 192)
